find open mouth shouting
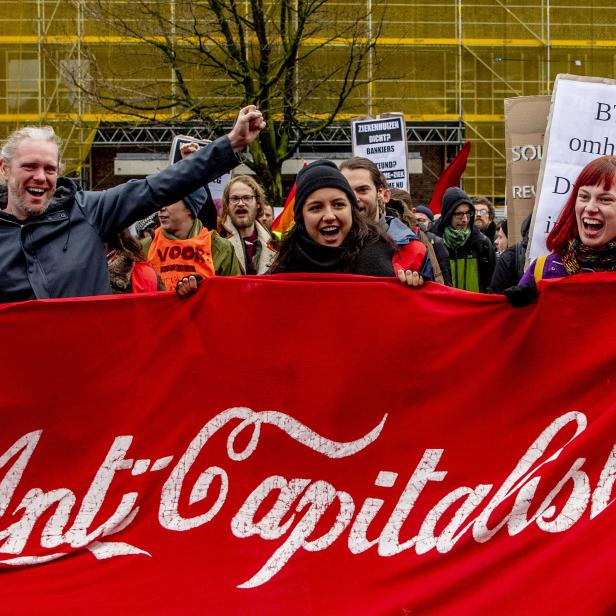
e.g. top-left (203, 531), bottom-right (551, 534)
top-left (575, 184), bottom-right (616, 247)
top-left (26, 186), bottom-right (47, 200)
top-left (581, 217), bottom-right (604, 237)
top-left (301, 187), bottom-right (353, 247)
top-left (576, 209), bottom-right (616, 248)
top-left (231, 204), bottom-right (256, 229)
top-left (319, 225), bottom-right (342, 245)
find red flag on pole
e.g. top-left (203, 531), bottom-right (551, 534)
top-left (428, 141), bottom-right (472, 214)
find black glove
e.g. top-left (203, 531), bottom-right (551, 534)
top-left (503, 280), bottom-right (538, 307)
top-left (175, 275), bottom-right (204, 298)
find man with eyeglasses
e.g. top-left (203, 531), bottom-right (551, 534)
top-left (219, 175), bottom-right (277, 275)
top-left (472, 195), bottom-right (496, 243)
top-left (434, 187), bottom-right (495, 292)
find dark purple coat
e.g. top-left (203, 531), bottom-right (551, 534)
top-left (519, 252), bottom-right (567, 286)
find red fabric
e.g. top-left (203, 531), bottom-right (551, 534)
top-left (0, 275), bottom-right (614, 615)
top-left (428, 141), bottom-right (472, 214)
top-left (131, 261), bottom-right (162, 293)
top-left (391, 240), bottom-right (428, 274)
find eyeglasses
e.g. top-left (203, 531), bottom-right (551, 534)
top-left (475, 208), bottom-right (489, 216)
top-left (453, 210), bottom-right (472, 219)
top-left (229, 194), bottom-right (256, 205)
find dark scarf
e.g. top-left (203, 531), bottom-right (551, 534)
top-left (288, 232), bottom-right (349, 273)
top-left (562, 239), bottom-right (616, 275)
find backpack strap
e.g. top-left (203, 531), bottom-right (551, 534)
top-left (533, 254), bottom-right (548, 283)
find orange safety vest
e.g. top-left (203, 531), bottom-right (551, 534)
top-left (147, 227), bottom-right (216, 290)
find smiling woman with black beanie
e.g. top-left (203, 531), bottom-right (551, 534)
top-left (176, 160), bottom-right (427, 296)
top-left (269, 160), bottom-right (398, 277)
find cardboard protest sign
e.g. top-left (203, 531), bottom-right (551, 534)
top-left (351, 114), bottom-right (409, 190)
top-left (504, 96), bottom-right (550, 245)
top-left (529, 74), bottom-right (616, 261)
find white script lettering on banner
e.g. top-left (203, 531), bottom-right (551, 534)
top-left (0, 408), bottom-right (613, 588)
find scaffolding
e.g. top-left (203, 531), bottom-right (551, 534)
top-left (2, 1), bottom-right (616, 196)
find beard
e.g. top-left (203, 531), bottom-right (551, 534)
top-left (231, 210), bottom-right (257, 230)
top-left (10, 183), bottom-right (53, 219)
top-left (360, 200), bottom-right (379, 222)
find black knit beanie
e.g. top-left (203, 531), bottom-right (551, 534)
top-left (294, 160), bottom-right (358, 221)
top-left (414, 205), bottom-right (434, 221)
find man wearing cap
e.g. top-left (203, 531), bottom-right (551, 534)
top-left (413, 205), bottom-right (435, 233)
top-left (142, 187), bottom-right (241, 289)
top-left (434, 187), bottom-right (495, 292)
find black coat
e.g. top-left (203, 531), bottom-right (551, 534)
top-left (424, 230), bottom-right (452, 286)
top-left (270, 231), bottom-right (395, 277)
top-left (489, 214), bottom-right (532, 293)
top-left (444, 227), bottom-right (496, 292)
top-left (489, 243), bottom-right (526, 293)
top-left (434, 190), bottom-right (495, 292)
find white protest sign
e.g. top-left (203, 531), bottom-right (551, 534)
top-left (207, 173), bottom-right (231, 211)
top-left (351, 114), bottom-right (409, 190)
top-left (170, 135), bottom-right (231, 212)
top-left (529, 74), bottom-right (616, 261)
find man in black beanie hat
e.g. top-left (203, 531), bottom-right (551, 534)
top-left (434, 186), bottom-right (495, 292)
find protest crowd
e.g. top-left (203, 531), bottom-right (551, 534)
top-left (1, 104), bottom-right (616, 304)
top-left (1, 94), bottom-right (616, 616)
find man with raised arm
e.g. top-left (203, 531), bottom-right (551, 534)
top-left (0, 106), bottom-right (264, 302)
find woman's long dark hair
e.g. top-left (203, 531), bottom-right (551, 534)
top-left (270, 199), bottom-right (395, 273)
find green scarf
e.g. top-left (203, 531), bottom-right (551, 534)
top-left (443, 226), bottom-right (471, 250)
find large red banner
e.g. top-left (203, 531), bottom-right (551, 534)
top-left (0, 275), bottom-right (614, 615)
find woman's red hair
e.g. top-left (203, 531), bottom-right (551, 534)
top-left (547, 156), bottom-right (616, 254)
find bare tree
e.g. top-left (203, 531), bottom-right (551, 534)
top-left (62, 0), bottom-right (383, 205)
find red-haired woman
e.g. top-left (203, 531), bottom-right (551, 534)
top-left (520, 155), bottom-right (616, 286)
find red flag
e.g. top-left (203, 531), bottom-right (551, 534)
top-left (271, 182), bottom-right (296, 236)
top-left (428, 141), bottom-right (472, 214)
